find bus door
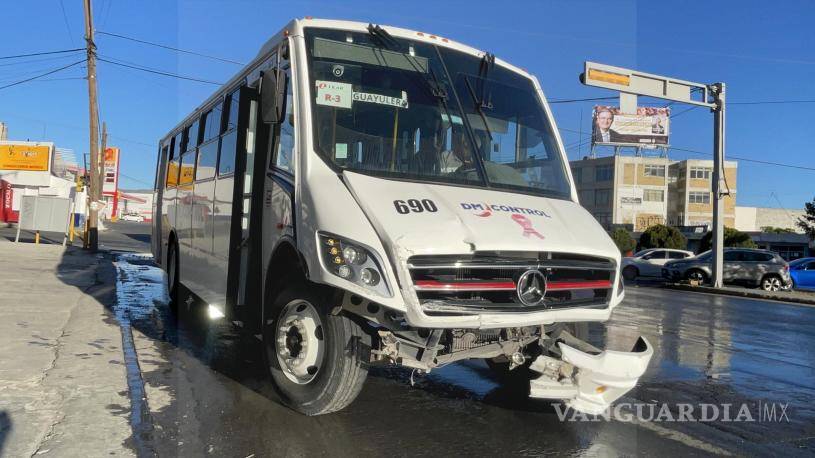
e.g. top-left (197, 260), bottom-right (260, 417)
top-left (224, 82), bottom-right (266, 326)
top-left (152, 141), bottom-right (168, 262)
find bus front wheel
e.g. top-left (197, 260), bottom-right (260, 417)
top-left (264, 284), bottom-right (370, 416)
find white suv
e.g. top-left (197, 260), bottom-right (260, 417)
top-left (622, 248), bottom-right (694, 280)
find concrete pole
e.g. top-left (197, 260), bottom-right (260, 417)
top-left (83, 0), bottom-right (100, 252)
top-left (711, 83), bottom-right (726, 288)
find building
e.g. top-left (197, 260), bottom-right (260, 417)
top-left (570, 155), bottom-right (671, 231)
top-left (735, 206), bottom-right (805, 233)
top-left (570, 156), bottom-right (739, 232)
top-left (0, 141), bottom-right (77, 224)
top-left (114, 189), bottom-right (154, 221)
top-left (667, 159), bottom-right (737, 228)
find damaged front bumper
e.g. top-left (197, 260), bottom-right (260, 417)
top-left (529, 336), bottom-right (653, 415)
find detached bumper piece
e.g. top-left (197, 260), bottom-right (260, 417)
top-left (529, 336), bottom-right (653, 415)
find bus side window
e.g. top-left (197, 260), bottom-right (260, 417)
top-left (166, 132), bottom-right (182, 189)
top-left (272, 69), bottom-right (295, 175)
top-left (218, 88), bottom-right (241, 176)
top-left (197, 102), bottom-right (222, 181)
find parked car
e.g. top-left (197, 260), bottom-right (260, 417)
top-left (120, 213), bottom-right (145, 222)
top-left (789, 257), bottom-right (815, 291)
top-left (622, 248), bottom-right (694, 280)
top-left (662, 248), bottom-right (791, 291)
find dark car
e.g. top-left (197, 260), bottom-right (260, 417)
top-left (662, 248), bottom-right (791, 291)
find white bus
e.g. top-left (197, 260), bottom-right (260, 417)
top-left (152, 18), bottom-right (652, 416)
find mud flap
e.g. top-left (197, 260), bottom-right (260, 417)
top-left (529, 336), bottom-right (653, 415)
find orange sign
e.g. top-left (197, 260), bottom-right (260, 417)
top-left (0, 144), bottom-right (51, 171)
top-left (103, 147), bottom-right (120, 194)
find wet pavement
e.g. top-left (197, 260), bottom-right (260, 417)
top-left (101, 223), bottom-right (815, 456)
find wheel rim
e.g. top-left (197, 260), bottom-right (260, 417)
top-left (689, 271), bottom-right (704, 281)
top-left (274, 300), bottom-right (325, 385)
top-left (763, 277), bottom-right (781, 291)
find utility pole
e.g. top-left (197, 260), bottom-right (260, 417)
top-left (710, 83), bottom-right (726, 288)
top-left (580, 62), bottom-right (727, 287)
top-left (83, 0), bottom-right (100, 252)
top-left (101, 121), bottom-right (108, 220)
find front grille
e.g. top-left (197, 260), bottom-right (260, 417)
top-left (408, 252), bottom-right (615, 315)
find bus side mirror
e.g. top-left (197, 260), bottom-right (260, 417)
top-left (260, 71), bottom-right (282, 124)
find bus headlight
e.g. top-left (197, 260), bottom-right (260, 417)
top-left (318, 233), bottom-right (391, 297)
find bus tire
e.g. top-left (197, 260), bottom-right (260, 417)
top-left (167, 241), bottom-right (179, 313)
top-left (264, 284), bottom-right (370, 416)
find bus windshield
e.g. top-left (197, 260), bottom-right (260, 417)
top-left (304, 28), bottom-right (572, 199)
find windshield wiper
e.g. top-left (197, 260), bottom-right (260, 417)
top-left (367, 23), bottom-right (446, 100)
top-left (462, 76), bottom-right (493, 141)
top-left (367, 23), bottom-right (399, 50)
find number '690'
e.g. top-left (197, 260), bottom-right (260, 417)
top-left (393, 199), bottom-right (438, 214)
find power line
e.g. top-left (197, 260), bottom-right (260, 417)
top-left (0, 59), bottom-right (86, 91)
top-left (96, 30), bottom-right (246, 66)
top-left (730, 99), bottom-right (815, 105)
top-left (97, 57), bottom-right (223, 85)
top-left (0, 51), bottom-right (85, 68)
top-left (0, 48), bottom-right (85, 60)
top-left (119, 173), bottom-right (153, 187)
top-left (58, 0), bottom-right (76, 46)
top-left (668, 146), bottom-right (815, 171)
top-left (550, 95), bottom-right (815, 106)
top-left (549, 96), bottom-right (617, 104)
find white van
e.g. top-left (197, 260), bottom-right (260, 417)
top-left (152, 18), bottom-right (652, 416)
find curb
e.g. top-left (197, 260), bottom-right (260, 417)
top-left (661, 283), bottom-right (815, 307)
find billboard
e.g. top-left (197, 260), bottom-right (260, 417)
top-left (592, 106), bottom-right (670, 146)
top-left (102, 147), bottom-right (120, 195)
top-left (0, 143), bottom-right (51, 172)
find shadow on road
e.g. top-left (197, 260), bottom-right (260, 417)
top-left (0, 410), bottom-right (10, 457)
top-left (107, 253), bottom-right (599, 456)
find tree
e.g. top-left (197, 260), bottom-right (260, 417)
top-left (761, 226), bottom-right (794, 234)
top-left (798, 197), bottom-right (815, 240)
top-left (639, 224), bottom-right (687, 250)
top-left (610, 228), bottom-right (636, 254)
top-left (698, 226), bottom-right (757, 252)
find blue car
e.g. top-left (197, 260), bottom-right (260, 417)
top-left (789, 257), bottom-right (815, 290)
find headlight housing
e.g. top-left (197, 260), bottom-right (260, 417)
top-left (318, 233), bottom-right (391, 297)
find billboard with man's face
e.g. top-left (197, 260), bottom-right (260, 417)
top-left (592, 106), bottom-right (670, 146)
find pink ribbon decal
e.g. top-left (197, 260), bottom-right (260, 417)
top-left (511, 213), bottom-right (544, 239)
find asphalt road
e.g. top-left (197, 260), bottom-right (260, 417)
top-left (103, 222), bottom-right (815, 456)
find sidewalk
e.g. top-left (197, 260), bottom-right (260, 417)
top-left (662, 282), bottom-right (815, 307)
top-left (0, 244), bottom-right (134, 456)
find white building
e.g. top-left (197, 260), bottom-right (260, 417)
top-left (735, 206), bottom-right (805, 233)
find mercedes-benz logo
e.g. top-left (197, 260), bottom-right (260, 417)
top-left (516, 270), bottom-right (547, 307)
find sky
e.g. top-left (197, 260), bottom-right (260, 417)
top-left (0, 0), bottom-right (813, 209)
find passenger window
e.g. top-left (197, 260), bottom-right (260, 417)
top-left (805, 262), bottom-right (815, 271)
top-left (217, 89), bottom-right (241, 176)
top-left (197, 141), bottom-right (218, 181)
top-left (179, 151), bottom-right (197, 185)
top-left (218, 130), bottom-right (238, 175)
top-left (723, 251), bottom-right (741, 262)
top-left (225, 89), bottom-right (240, 132)
top-left (668, 251), bottom-right (688, 259)
top-left (643, 251), bottom-right (664, 260)
top-left (273, 71), bottom-right (295, 174)
top-left (187, 120), bottom-right (200, 151)
top-left (202, 102), bottom-right (223, 143)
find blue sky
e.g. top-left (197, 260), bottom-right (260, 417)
top-left (1, 0), bottom-right (813, 209)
